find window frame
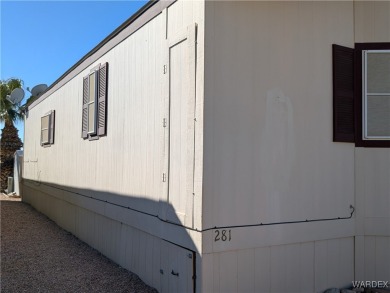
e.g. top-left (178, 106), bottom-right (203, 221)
top-left (41, 114), bottom-right (50, 145)
top-left (362, 49), bottom-right (390, 141)
top-left (40, 110), bottom-right (55, 147)
top-left (355, 43), bottom-right (390, 148)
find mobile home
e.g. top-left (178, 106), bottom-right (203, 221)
top-left (23, 1), bottom-right (390, 292)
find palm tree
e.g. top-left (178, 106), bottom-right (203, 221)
top-left (0, 78), bottom-right (24, 192)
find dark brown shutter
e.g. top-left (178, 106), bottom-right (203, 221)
top-left (82, 76), bottom-right (89, 138)
top-left (97, 63), bottom-right (108, 136)
top-left (49, 110), bottom-right (55, 144)
top-left (333, 44), bottom-right (355, 142)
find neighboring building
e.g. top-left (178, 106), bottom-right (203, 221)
top-left (22, 1), bottom-right (390, 292)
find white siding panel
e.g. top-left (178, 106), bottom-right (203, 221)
top-left (210, 240), bottom-right (343, 293)
top-left (364, 236), bottom-right (377, 281)
top-left (364, 236), bottom-right (390, 281)
top-left (219, 251), bottom-right (237, 293)
top-left (354, 236), bottom-right (365, 280)
top-left (106, 218), bottom-right (122, 262)
top-left (314, 240), bottom-right (328, 292)
top-left (160, 240), bottom-right (170, 293)
top-left (355, 1), bottom-right (390, 43)
top-left (167, 1), bottom-right (196, 39)
top-left (124, 225), bottom-right (134, 271)
top-left (138, 231), bottom-right (147, 282)
top-left (375, 237), bottom-right (390, 281)
top-left (270, 244), bottom-right (302, 292)
top-left (237, 249), bottom-right (254, 293)
top-left (144, 233), bottom-right (155, 286)
top-left (94, 213), bottom-right (107, 256)
top-left (118, 224), bottom-right (129, 269)
top-left (152, 237), bottom-right (162, 292)
top-left (201, 253), bottom-right (214, 293)
top-left (75, 207), bottom-right (95, 247)
top-left (254, 247), bottom-right (271, 293)
top-left (300, 242), bottom-right (315, 293)
top-left (131, 228), bottom-right (140, 273)
top-left (60, 200), bottom-right (77, 235)
top-left (213, 252), bottom-right (220, 293)
top-left (315, 238), bottom-right (354, 293)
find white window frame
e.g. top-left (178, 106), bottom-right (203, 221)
top-left (362, 50), bottom-right (390, 140)
top-left (40, 110), bottom-right (55, 146)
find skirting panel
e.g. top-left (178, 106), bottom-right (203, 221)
top-left (202, 237), bottom-right (355, 293)
top-left (22, 183), bottom-right (196, 292)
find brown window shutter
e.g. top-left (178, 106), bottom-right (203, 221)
top-left (333, 44), bottom-right (355, 142)
top-left (82, 76), bottom-right (89, 138)
top-left (97, 63), bottom-right (108, 136)
top-left (49, 110), bottom-right (55, 144)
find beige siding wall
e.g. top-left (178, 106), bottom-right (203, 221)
top-left (202, 1), bottom-right (390, 291)
top-left (354, 1), bottom-right (390, 43)
top-left (24, 14), bottom-right (166, 209)
top-left (354, 1), bottom-right (390, 281)
top-left (203, 0), bottom-right (355, 245)
top-left (202, 1), bottom-right (356, 291)
top-left (23, 2), bottom-right (205, 291)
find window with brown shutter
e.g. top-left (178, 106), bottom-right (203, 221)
top-left (41, 110), bottom-right (55, 146)
top-left (81, 62), bottom-right (108, 140)
top-left (333, 43), bottom-right (390, 148)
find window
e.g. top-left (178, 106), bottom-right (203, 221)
top-left (333, 43), bottom-right (390, 147)
top-left (362, 50), bottom-right (390, 140)
top-left (82, 62), bottom-right (108, 140)
top-left (41, 110), bottom-right (55, 146)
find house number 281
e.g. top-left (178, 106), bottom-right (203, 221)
top-left (214, 229), bottom-right (231, 242)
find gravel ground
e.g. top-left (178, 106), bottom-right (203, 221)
top-left (0, 193), bottom-right (158, 293)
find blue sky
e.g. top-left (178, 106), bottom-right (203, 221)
top-left (1, 0), bottom-right (147, 141)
